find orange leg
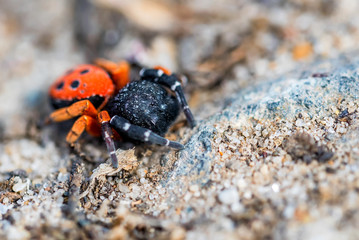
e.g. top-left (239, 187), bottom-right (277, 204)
top-left (50, 100), bottom-right (98, 122)
top-left (154, 65), bottom-right (171, 75)
top-left (98, 110), bottom-right (111, 123)
top-left (66, 115), bottom-right (101, 144)
top-left (95, 58), bottom-right (130, 91)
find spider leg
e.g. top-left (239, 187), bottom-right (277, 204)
top-left (139, 68), bottom-right (196, 128)
top-left (95, 58), bottom-right (130, 91)
top-left (153, 65), bottom-right (171, 75)
top-left (110, 116), bottom-right (184, 149)
top-left (50, 100), bottom-right (98, 122)
top-left (66, 115), bottom-right (101, 144)
top-left (98, 111), bottom-right (118, 168)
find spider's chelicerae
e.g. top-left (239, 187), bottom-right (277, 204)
top-left (49, 59), bottom-right (195, 167)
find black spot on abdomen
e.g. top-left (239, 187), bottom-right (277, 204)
top-left (56, 81), bottom-right (64, 90)
top-left (70, 80), bottom-right (80, 89)
top-left (80, 69), bottom-right (90, 75)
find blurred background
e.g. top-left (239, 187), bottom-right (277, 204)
top-left (1, 0), bottom-right (359, 139)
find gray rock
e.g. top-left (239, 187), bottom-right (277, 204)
top-left (157, 54), bottom-right (359, 238)
top-left (167, 54), bottom-right (359, 190)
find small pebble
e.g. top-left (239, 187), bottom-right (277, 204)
top-left (218, 188), bottom-right (239, 205)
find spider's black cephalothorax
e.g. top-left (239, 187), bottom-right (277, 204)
top-left (102, 68), bottom-right (196, 161)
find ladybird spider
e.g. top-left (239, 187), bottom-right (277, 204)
top-left (49, 59), bottom-right (196, 168)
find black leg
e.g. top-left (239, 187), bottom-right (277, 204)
top-left (110, 116), bottom-right (184, 149)
top-left (139, 68), bottom-right (196, 128)
top-left (101, 121), bottom-right (119, 168)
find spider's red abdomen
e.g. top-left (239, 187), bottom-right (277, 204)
top-left (49, 64), bottom-right (115, 108)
